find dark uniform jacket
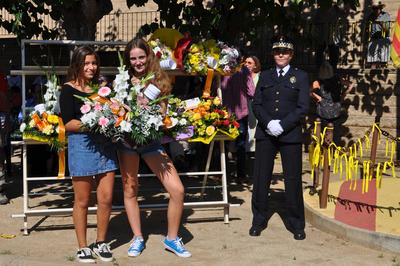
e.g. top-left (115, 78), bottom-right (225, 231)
top-left (252, 66), bottom-right (309, 143)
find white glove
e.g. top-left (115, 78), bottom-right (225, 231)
top-left (265, 128), bottom-right (273, 136)
top-left (267, 120), bottom-right (284, 137)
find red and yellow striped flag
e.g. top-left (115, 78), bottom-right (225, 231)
top-left (391, 8), bottom-right (400, 68)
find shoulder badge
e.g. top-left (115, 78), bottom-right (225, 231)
top-left (290, 76), bottom-right (296, 84)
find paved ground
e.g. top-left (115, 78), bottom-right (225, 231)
top-left (1, 174), bottom-right (400, 266)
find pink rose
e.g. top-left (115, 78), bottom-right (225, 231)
top-left (98, 86), bottom-right (111, 97)
top-left (94, 103), bottom-right (103, 111)
top-left (98, 117), bottom-right (109, 127)
top-left (80, 104), bottom-right (91, 114)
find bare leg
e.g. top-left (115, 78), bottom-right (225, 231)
top-left (72, 176), bottom-right (94, 248)
top-left (144, 152), bottom-right (184, 239)
top-left (95, 171), bottom-right (115, 242)
top-left (118, 152), bottom-right (142, 237)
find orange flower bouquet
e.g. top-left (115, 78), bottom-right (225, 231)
top-left (185, 96), bottom-right (239, 144)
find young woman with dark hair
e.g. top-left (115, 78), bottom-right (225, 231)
top-left (60, 46), bottom-right (118, 263)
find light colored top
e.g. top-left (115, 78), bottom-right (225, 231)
top-left (276, 65), bottom-right (291, 77)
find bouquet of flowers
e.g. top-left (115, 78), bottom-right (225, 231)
top-left (77, 57), bottom-right (165, 146)
top-left (149, 38), bottom-right (177, 70)
top-left (183, 43), bottom-right (208, 75)
top-left (183, 39), bottom-right (241, 75)
top-left (162, 97), bottom-right (193, 141)
top-left (185, 96), bottom-right (240, 144)
top-left (19, 74), bottom-right (66, 151)
top-left (217, 42), bottom-right (241, 74)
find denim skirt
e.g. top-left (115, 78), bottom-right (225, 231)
top-left (67, 132), bottom-right (118, 177)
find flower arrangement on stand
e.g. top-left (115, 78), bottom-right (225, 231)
top-left (19, 74), bottom-right (66, 151)
top-left (185, 96), bottom-right (240, 144)
top-left (19, 74), bottom-right (66, 178)
top-left (182, 40), bottom-right (240, 75)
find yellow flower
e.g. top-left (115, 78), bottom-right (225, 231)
top-left (210, 112), bottom-right (219, 120)
top-left (47, 114), bottom-right (59, 124)
top-left (149, 40), bottom-right (157, 47)
top-left (189, 55), bottom-right (200, 65)
top-left (192, 112), bottom-right (202, 121)
top-left (206, 125), bottom-right (215, 136)
top-left (42, 124), bottom-right (54, 135)
top-left (190, 44), bottom-right (200, 53)
top-left (213, 97), bottom-right (221, 106)
top-left (29, 119), bottom-right (36, 128)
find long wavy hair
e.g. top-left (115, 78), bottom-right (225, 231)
top-left (124, 38), bottom-right (171, 95)
top-left (66, 46), bottom-right (100, 85)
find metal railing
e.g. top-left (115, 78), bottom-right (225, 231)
top-left (0, 9), bottom-right (159, 41)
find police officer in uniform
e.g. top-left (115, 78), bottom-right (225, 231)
top-left (249, 35), bottom-right (309, 240)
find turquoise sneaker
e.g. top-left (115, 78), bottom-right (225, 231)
top-left (163, 237), bottom-right (191, 258)
top-left (127, 236), bottom-right (145, 257)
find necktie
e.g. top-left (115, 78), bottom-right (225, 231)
top-left (278, 69), bottom-right (284, 79)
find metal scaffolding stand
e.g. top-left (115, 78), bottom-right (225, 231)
top-left (11, 39), bottom-right (236, 235)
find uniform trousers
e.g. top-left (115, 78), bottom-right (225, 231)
top-left (251, 137), bottom-right (305, 232)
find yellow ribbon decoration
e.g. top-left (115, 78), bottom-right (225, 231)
top-left (354, 160), bottom-right (359, 191)
top-left (57, 117), bottom-right (66, 179)
top-left (362, 161), bottom-right (367, 194)
top-left (353, 143), bottom-right (357, 159)
top-left (202, 68), bottom-right (214, 98)
top-left (372, 123), bottom-right (382, 144)
top-left (333, 148), bottom-right (340, 174)
top-left (340, 153), bottom-right (347, 181)
top-left (313, 121), bottom-right (320, 135)
top-left (376, 162), bottom-right (382, 189)
top-left (358, 139), bottom-right (363, 159)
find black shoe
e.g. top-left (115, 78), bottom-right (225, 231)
top-left (89, 241), bottom-right (113, 262)
top-left (293, 231), bottom-right (306, 240)
top-left (76, 247), bottom-right (96, 263)
top-left (249, 225), bottom-right (266, 237)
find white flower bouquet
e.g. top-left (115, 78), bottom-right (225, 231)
top-left (162, 97), bottom-right (193, 142)
top-left (217, 42), bottom-right (241, 74)
top-left (77, 56), bottom-right (166, 146)
top-left (19, 74), bottom-right (66, 151)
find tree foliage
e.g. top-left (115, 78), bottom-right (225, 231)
top-left (0, 0), bottom-right (148, 40)
top-left (0, 0), bottom-right (360, 43)
top-left (139, 0), bottom-right (360, 46)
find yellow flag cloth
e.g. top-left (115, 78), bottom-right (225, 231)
top-left (391, 9), bottom-right (400, 67)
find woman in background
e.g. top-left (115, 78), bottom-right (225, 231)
top-left (245, 56), bottom-right (261, 158)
